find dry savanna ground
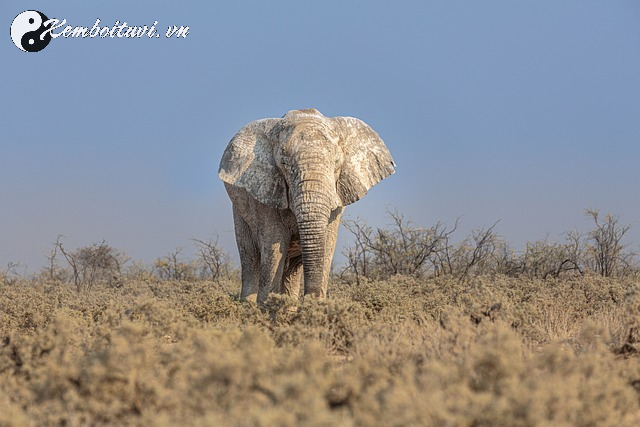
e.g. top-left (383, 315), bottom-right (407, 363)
top-left (1, 274), bottom-right (640, 426)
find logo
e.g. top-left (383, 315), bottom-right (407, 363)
top-left (10, 10), bottom-right (189, 53)
top-left (10, 10), bottom-right (52, 52)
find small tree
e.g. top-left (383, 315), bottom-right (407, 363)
top-left (193, 236), bottom-right (230, 281)
top-left (430, 221), bottom-right (505, 282)
top-left (56, 237), bottom-right (125, 292)
top-left (457, 221), bottom-right (502, 280)
top-left (518, 231), bottom-right (584, 280)
top-left (341, 217), bottom-right (374, 284)
top-left (372, 210), bottom-right (450, 278)
top-left (45, 237), bottom-right (66, 282)
top-left (584, 209), bottom-right (634, 277)
top-left (154, 247), bottom-right (196, 281)
top-left (1, 261), bottom-right (21, 285)
top-left (341, 210), bottom-right (456, 282)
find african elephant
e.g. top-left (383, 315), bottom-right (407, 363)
top-left (219, 108), bottom-right (395, 304)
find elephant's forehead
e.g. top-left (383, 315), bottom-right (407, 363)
top-left (283, 132), bottom-right (339, 155)
top-left (282, 119), bottom-right (337, 143)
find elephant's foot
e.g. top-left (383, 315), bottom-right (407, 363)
top-left (303, 291), bottom-right (326, 301)
top-left (241, 293), bottom-right (258, 304)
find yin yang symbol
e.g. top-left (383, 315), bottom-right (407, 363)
top-left (10, 10), bottom-right (52, 52)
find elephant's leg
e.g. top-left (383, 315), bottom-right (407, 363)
top-left (321, 207), bottom-right (343, 297)
top-left (232, 208), bottom-right (260, 302)
top-left (282, 254), bottom-right (303, 298)
top-left (281, 236), bottom-right (303, 298)
top-left (257, 236), bottom-right (289, 306)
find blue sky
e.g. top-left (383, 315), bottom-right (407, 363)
top-left (2, 1), bottom-right (640, 272)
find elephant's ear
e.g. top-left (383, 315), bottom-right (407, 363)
top-left (334, 117), bottom-right (396, 206)
top-left (218, 118), bottom-right (288, 209)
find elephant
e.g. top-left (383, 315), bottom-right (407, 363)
top-left (218, 108), bottom-right (395, 304)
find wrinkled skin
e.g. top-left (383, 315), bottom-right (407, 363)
top-left (219, 109), bottom-right (395, 304)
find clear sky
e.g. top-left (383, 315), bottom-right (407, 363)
top-left (2, 1), bottom-right (640, 272)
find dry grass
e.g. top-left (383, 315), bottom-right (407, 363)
top-left (1, 275), bottom-right (640, 426)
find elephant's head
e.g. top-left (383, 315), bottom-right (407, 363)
top-left (219, 108), bottom-right (395, 296)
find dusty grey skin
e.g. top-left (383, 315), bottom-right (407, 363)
top-left (219, 109), bottom-right (395, 304)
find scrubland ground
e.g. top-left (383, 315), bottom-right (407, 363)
top-left (1, 275), bottom-right (640, 426)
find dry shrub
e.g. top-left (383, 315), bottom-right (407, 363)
top-left (341, 208), bottom-right (638, 282)
top-left (1, 275), bottom-right (639, 426)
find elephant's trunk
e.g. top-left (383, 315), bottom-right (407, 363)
top-left (292, 176), bottom-right (334, 299)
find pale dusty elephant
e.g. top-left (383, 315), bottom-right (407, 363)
top-left (219, 108), bottom-right (395, 304)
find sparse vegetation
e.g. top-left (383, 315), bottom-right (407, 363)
top-left (154, 239), bottom-right (232, 282)
top-left (1, 275), bottom-right (639, 426)
top-left (1, 209), bottom-right (639, 425)
top-left (342, 208), bottom-right (637, 282)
